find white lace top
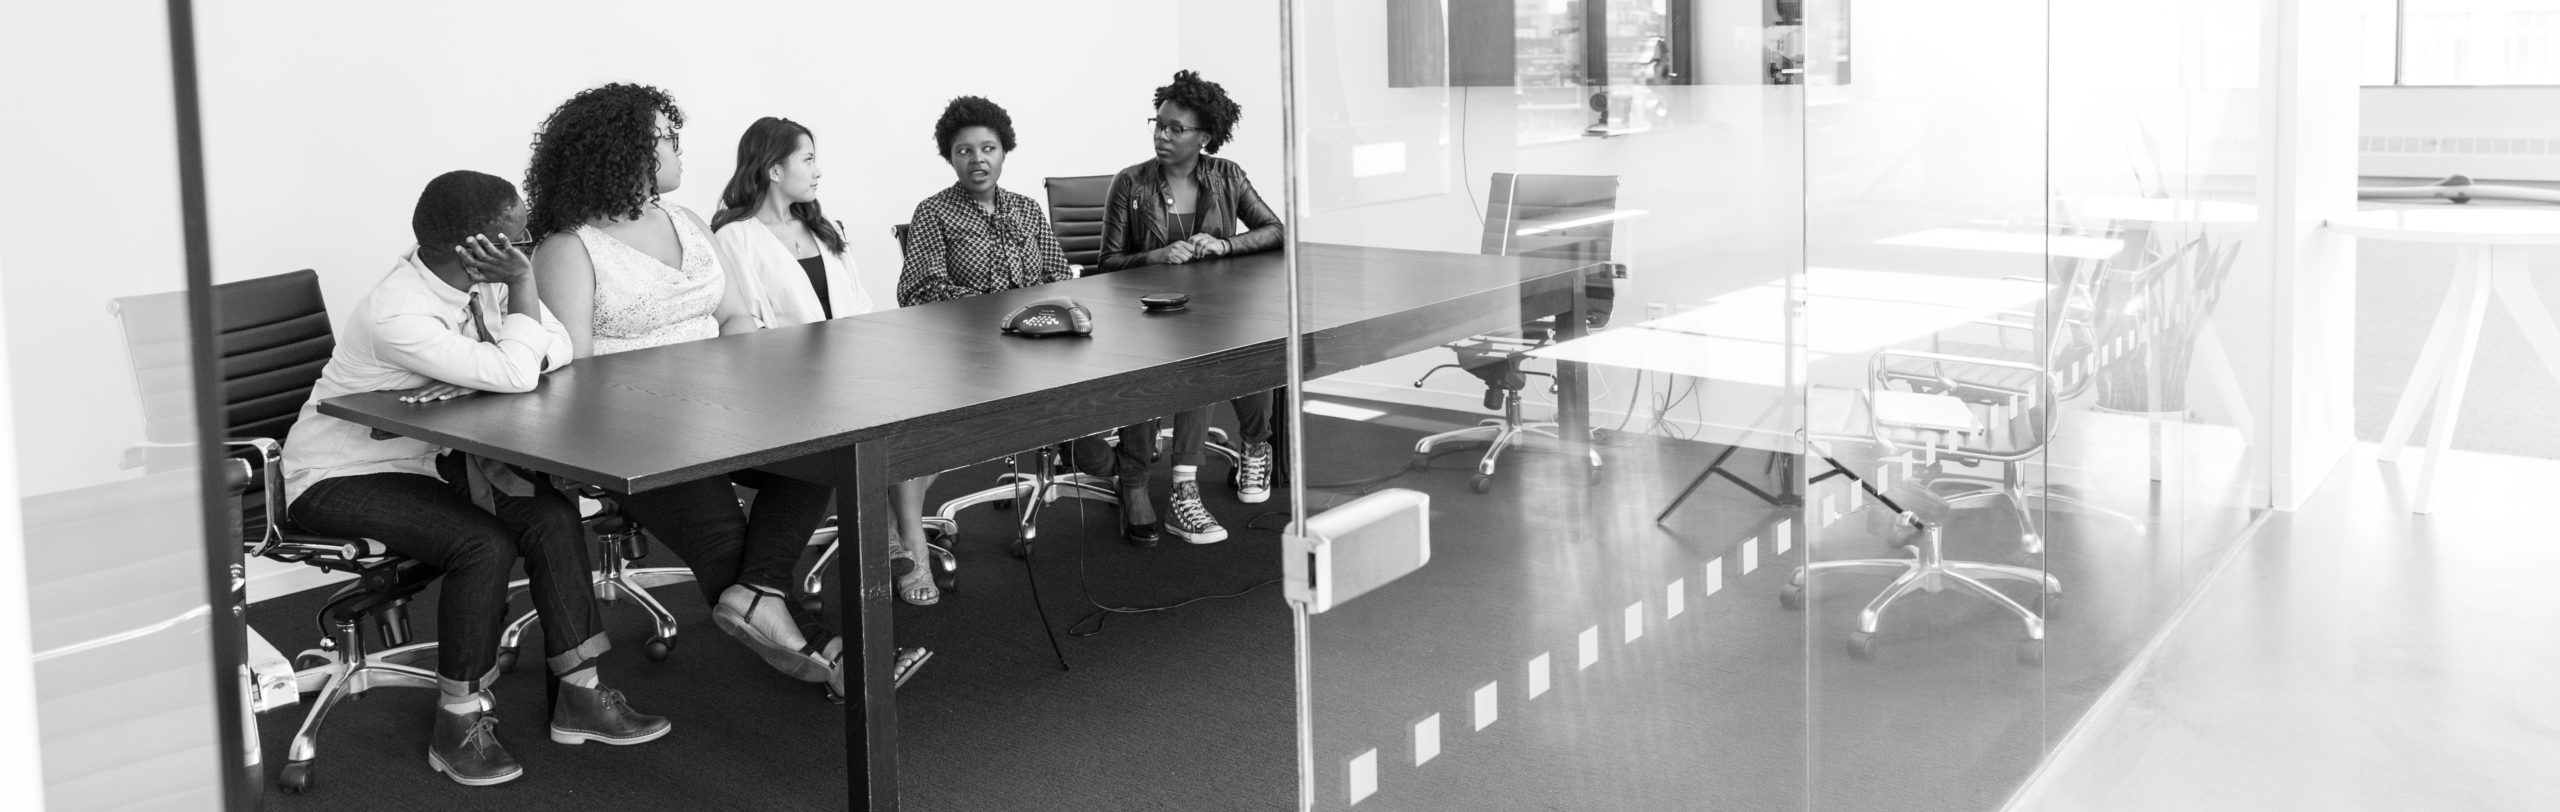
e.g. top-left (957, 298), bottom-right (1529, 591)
top-left (578, 202), bottom-right (724, 355)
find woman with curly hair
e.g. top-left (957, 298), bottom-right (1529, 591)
top-left (1083, 69), bottom-right (1285, 546)
top-left (885, 96), bottom-right (1084, 563)
top-left (525, 83), bottom-right (843, 687)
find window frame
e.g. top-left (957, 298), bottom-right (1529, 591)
top-left (2366, 0), bottom-right (2560, 88)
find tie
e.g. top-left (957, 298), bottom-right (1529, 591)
top-left (465, 289), bottom-right (497, 344)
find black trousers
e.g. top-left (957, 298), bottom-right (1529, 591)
top-left (289, 454), bottom-right (602, 687)
top-left (618, 468), bottom-right (832, 605)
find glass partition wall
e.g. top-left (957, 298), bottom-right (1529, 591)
top-left (1279, 0), bottom-right (2271, 809)
top-left (1286, 0), bottom-right (1810, 807)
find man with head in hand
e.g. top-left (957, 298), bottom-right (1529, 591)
top-left (280, 170), bottom-right (670, 787)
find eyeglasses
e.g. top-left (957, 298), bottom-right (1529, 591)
top-left (1147, 117), bottom-right (1206, 137)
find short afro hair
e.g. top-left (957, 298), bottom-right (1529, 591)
top-left (1152, 70), bottom-right (1242, 155)
top-left (524, 83), bottom-right (684, 240)
top-left (411, 170), bottom-right (519, 263)
top-left (933, 96), bottom-right (1016, 158)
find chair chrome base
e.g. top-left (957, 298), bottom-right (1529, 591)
top-left (501, 521), bottom-right (694, 665)
top-left (1780, 520), bottom-right (2060, 662)
top-left (276, 593), bottom-right (441, 793)
top-left (938, 448), bottom-right (1120, 559)
top-left (1412, 411), bottom-right (1602, 494)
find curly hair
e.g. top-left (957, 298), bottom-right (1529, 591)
top-left (524, 83), bottom-right (684, 240)
top-left (1152, 70), bottom-right (1242, 155)
top-left (932, 96), bottom-right (1016, 158)
top-left (411, 170), bottom-right (519, 264)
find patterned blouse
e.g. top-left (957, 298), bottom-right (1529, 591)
top-left (579, 202), bottom-right (724, 355)
top-left (897, 184), bottom-right (1072, 307)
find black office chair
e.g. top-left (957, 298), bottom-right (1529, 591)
top-left (112, 269), bottom-right (440, 795)
top-left (1044, 174), bottom-right (1114, 274)
top-left (1411, 173), bottom-right (1618, 493)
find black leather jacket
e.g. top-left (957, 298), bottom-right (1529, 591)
top-left (1097, 155), bottom-right (1285, 272)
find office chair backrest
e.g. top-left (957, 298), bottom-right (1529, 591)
top-left (1044, 174), bottom-right (1114, 271)
top-left (1482, 173), bottom-right (1620, 328)
top-left (893, 223), bottom-right (912, 255)
top-left (111, 269), bottom-right (335, 443)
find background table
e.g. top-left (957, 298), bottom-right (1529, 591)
top-left (2328, 208), bottom-right (2560, 513)
top-left (320, 242), bottom-right (1599, 809)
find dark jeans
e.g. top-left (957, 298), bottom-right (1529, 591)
top-left (1072, 389), bottom-right (1277, 479)
top-left (618, 468), bottom-right (831, 605)
top-left (288, 454), bottom-right (600, 688)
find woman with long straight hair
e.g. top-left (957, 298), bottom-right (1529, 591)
top-left (710, 117), bottom-right (930, 685)
top-left (710, 116), bottom-right (874, 324)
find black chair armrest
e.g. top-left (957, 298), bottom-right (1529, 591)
top-left (225, 437), bottom-right (286, 557)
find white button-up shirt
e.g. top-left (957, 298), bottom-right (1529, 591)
top-left (281, 248), bottom-right (574, 506)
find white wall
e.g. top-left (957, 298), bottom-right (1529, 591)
top-left (841, 1), bottom-right (1187, 294)
top-left (197, 2), bottom-right (869, 307)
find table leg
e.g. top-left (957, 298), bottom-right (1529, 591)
top-left (2413, 258), bottom-right (2494, 514)
top-left (836, 442), bottom-right (898, 809)
top-left (1557, 270), bottom-right (1594, 472)
top-left (2377, 246), bottom-right (2480, 463)
top-left (2490, 248), bottom-right (2560, 389)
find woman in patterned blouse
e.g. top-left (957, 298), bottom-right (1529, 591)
top-left (883, 96), bottom-right (1078, 591)
top-left (896, 96), bottom-right (1074, 305)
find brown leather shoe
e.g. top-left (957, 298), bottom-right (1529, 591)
top-left (549, 681), bottom-right (671, 746)
top-left (428, 698), bottom-right (522, 787)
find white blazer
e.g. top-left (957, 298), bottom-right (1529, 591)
top-left (713, 218), bottom-right (877, 327)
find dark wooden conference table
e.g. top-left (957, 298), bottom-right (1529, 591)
top-left (321, 241), bottom-right (1597, 808)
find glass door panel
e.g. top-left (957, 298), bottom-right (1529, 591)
top-left (1287, 0), bottom-right (1810, 807)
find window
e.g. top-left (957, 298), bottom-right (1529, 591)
top-left (2365, 0), bottom-right (2560, 85)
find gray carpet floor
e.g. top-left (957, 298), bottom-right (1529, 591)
top-left (247, 394), bottom-right (2201, 811)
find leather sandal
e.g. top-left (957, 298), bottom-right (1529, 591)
top-left (891, 544), bottom-right (939, 606)
top-left (711, 584), bottom-right (831, 682)
top-left (828, 646), bottom-right (932, 702)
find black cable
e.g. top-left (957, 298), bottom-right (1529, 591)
top-left (1063, 531), bottom-right (1283, 638)
top-left (1006, 453), bottom-right (1073, 670)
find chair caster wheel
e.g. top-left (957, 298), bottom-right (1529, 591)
top-left (645, 637), bottom-right (673, 662)
top-left (1588, 465), bottom-right (1603, 486)
top-left (1008, 538), bottom-right (1033, 559)
top-left (1847, 632), bottom-right (1878, 661)
top-left (1779, 584), bottom-right (1805, 610)
top-left (277, 760), bottom-right (314, 793)
top-left (1469, 475), bottom-right (1493, 494)
top-left (1408, 453), bottom-right (1431, 471)
top-left (801, 595), bottom-right (826, 616)
top-left (931, 554), bottom-right (959, 592)
top-left (495, 648), bottom-right (518, 675)
top-left (295, 652), bottom-right (329, 671)
top-left (2018, 639), bottom-right (2044, 665)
